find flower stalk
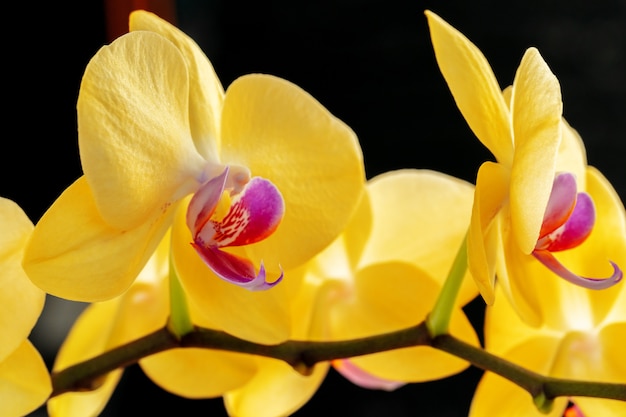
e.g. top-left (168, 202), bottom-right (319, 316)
top-left (49, 320), bottom-right (626, 403)
top-left (167, 254), bottom-right (194, 339)
top-left (426, 232), bottom-right (469, 336)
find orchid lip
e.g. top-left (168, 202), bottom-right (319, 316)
top-left (533, 250), bottom-right (622, 290)
top-left (186, 166), bottom-right (285, 290)
top-left (532, 171), bottom-right (623, 290)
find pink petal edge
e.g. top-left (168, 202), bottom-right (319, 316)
top-left (332, 359), bottom-right (405, 391)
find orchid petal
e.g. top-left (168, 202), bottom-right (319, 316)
top-left (469, 338), bottom-right (568, 417)
top-left (48, 301), bottom-right (124, 417)
top-left (130, 10), bottom-right (224, 161)
top-left (425, 10), bottom-right (513, 166)
top-left (196, 177), bottom-right (284, 248)
top-left (0, 340), bottom-right (51, 417)
top-left (467, 162), bottom-right (510, 304)
top-left (23, 177), bottom-right (174, 301)
top-left (0, 198), bottom-right (45, 362)
top-left (332, 359), bottom-right (404, 391)
top-left (329, 262), bottom-right (478, 381)
top-left (538, 172), bottom-right (577, 239)
top-left (360, 169), bottom-right (477, 305)
top-left (220, 73), bottom-right (365, 271)
top-left (532, 250), bottom-right (622, 290)
top-left (224, 358), bottom-right (329, 417)
top-left (540, 192), bottom-right (595, 252)
top-left (140, 349), bottom-right (257, 398)
top-left (191, 246), bottom-right (282, 291)
top-left (509, 47), bottom-right (562, 254)
top-left (78, 30), bottom-right (206, 230)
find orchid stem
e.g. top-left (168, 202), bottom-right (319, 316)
top-left (167, 253), bottom-right (194, 339)
top-left (426, 232), bottom-right (468, 337)
top-left (49, 322), bottom-right (626, 403)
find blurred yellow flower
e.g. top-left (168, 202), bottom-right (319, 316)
top-left (23, 10), bottom-right (364, 343)
top-left (425, 10), bottom-right (623, 325)
top-left (292, 169), bottom-right (480, 385)
top-left (0, 197), bottom-right (51, 416)
top-left (472, 256), bottom-right (626, 416)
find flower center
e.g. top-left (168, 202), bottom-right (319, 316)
top-left (185, 166), bottom-right (285, 290)
top-left (532, 172), bottom-right (622, 290)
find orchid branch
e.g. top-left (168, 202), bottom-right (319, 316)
top-left (50, 321), bottom-right (626, 405)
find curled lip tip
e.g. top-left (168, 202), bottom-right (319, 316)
top-left (533, 250), bottom-right (623, 290)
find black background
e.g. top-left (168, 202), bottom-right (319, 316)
top-left (4, 1), bottom-right (625, 416)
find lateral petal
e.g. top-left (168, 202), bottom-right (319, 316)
top-left (78, 30), bottom-right (206, 230)
top-left (23, 177), bottom-right (174, 302)
top-left (220, 73), bottom-right (365, 271)
top-left (467, 162), bottom-right (510, 304)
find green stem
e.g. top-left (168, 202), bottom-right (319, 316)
top-left (167, 254), bottom-right (194, 338)
top-left (50, 322), bottom-right (626, 403)
top-left (426, 232), bottom-right (469, 336)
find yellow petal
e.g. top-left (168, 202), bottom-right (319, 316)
top-left (330, 261), bottom-right (477, 381)
top-left (171, 201), bottom-right (292, 344)
top-left (360, 169), bottom-right (477, 305)
top-left (484, 287), bottom-right (548, 355)
top-left (470, 335), bottom-right (566, 417)
top-left (224, 357), bottom-right (329, 417)
top-left (0, 198), bottom-right (45, 361)
top-left (50, 298), bottom-right (126, 417)
top-left (498, 226), bottom-right (556, 328)
top-left (78, 30), bottom-right (206, 230)
top-left (470, 368), bottom-right (567, 417)
top-left (141, 349), bottom-right (256, 398)
top-left (220, 73), bottom-right (365, 271)
top-left (0, 340), bottom-right (51, 417)
top-left (509, 47), bottom-right (562, 254)
top-left (350, 307), bottom-right (477, 382)
top-left (550, 325), bottom-right (626, 383)
top-left (425, 10), bottom-right (513, 166)
top-left (23, 177), bottom-right (175, 301)
top-left (130, 10), bottom-right (224, 161)
top-left (467, 162), bottom-right (510, 304)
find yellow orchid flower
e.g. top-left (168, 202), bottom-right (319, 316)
top-left (471, 224), bottom-right (626, 417)
top-left (0, 197), bottom-right (51, 416)
top-left (425, 10), bottom-right (622, 325)
top-left (23, 10), bottom-right (364, 341)
top-left (292, 169), bottom-right (480, 386)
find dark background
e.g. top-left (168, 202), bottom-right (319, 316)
top-left (4, 1), bottom-right (625, 416)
